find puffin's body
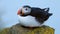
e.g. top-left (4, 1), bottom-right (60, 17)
top-left (17, 5), bottom-right (52, 27)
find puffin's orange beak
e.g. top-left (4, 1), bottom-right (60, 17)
top-left (17, 9), bottom-right (24, 15)
top-left (17, 9), bottom-right (21, 15)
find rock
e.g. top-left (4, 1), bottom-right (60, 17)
top-left (0, 24), bottom-right (55, 34)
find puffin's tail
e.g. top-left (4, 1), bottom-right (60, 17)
top-left (43, 8), bottom-right (49, 12)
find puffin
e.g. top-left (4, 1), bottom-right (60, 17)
top-left (17, 5), bottom-right (52, 27)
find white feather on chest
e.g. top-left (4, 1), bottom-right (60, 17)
top-left (18, 15), bottom-right (43, 27)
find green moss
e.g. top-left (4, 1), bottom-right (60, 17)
top-left (0, 28), bottom-right (10, 34)
top-left (0, 25), bottom-right (55, 34)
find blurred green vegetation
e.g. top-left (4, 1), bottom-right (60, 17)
top-left (0, 28), bottom-right (10, 34)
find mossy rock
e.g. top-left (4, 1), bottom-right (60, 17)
top-left (0, 24), bottom-right (55, 34)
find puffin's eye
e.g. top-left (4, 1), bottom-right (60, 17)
top-left (25, 8), bottom-right (28, 10)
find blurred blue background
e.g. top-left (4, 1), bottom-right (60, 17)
top-left (0, 0), bottom-right (60, 34)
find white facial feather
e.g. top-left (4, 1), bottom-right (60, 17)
top-left (22, 7), bottom-right (31, 14)
top-left (18, 15), bottom-right (43, 27)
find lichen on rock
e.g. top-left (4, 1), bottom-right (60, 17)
top-left (0, 24), bottom-right (55, 34)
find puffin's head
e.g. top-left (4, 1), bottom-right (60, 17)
top-left (17, 5), bottom-right (31, 16)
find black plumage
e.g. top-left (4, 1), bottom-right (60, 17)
top-left (30, 7), bottom-right (52, 22)
top-left (22, 5), bottom-right (53, 24)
